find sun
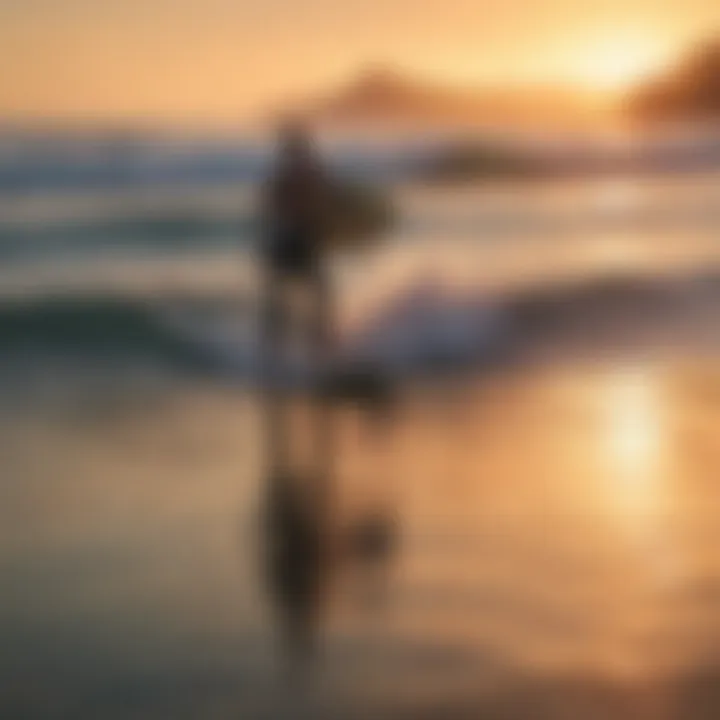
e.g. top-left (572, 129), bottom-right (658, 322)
top-left (574, 34), bottom-right (667, 93)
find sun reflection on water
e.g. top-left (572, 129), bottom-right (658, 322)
top-left (601, 367), bottom-right (670, 548)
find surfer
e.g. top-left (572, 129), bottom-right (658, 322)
top-left (260, 119), bottom-right (333, 368)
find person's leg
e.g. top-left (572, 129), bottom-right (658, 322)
top-left (309, 261), bottom-right (333, 365)
top-left (261, 266), bottom-right (284, 363)
top-left (261, 265), bottom-right (291, 475)
top-left (306, 261), bottom-right (336, 515)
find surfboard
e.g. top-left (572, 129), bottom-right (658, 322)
top-left (324, 182), bottom-right (395, 249)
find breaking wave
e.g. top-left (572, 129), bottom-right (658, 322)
top-left (3, 268), bottom-right (719, 384)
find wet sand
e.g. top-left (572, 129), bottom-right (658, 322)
top-left (1, 355), bottom-right (718, 719)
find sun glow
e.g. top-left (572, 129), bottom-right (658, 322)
top-left (574, 34), bottom-right (669, 93)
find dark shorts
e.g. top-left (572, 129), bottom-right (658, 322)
top-left (265, 228), bottom-right (319, 279)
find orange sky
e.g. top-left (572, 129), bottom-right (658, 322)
top-left (1, 0), bottom-right (719, 121)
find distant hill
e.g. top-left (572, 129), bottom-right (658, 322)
top-left (299, 67), bottom-right (607, 131)
top-left (629, 37), bottom-right (720, 123)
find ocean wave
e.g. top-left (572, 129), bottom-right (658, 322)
top-left (0, 215), bottom-right (256, 261)
top-left (3, 269), bottom-right (719, 385)
top-left (0, 295), bottom-right (227, 373)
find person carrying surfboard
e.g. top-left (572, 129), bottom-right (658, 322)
top-left (260, 119), bottom-right (333, 366)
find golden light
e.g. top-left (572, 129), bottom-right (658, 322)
top-left (607, 370), bottom-right (660, 475)
top-left (573, 34), bottom-right (668, 93)
top-left (600, 368), bottom-right (668, 543)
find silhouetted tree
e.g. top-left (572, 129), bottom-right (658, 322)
top-left (629, 37), bottom-right (720, 122)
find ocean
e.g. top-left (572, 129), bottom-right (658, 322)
top-left (1, 139), bottom-right (719, 718)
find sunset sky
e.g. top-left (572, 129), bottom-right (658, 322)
top-left (2, 0), bottom-right (719, 121)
